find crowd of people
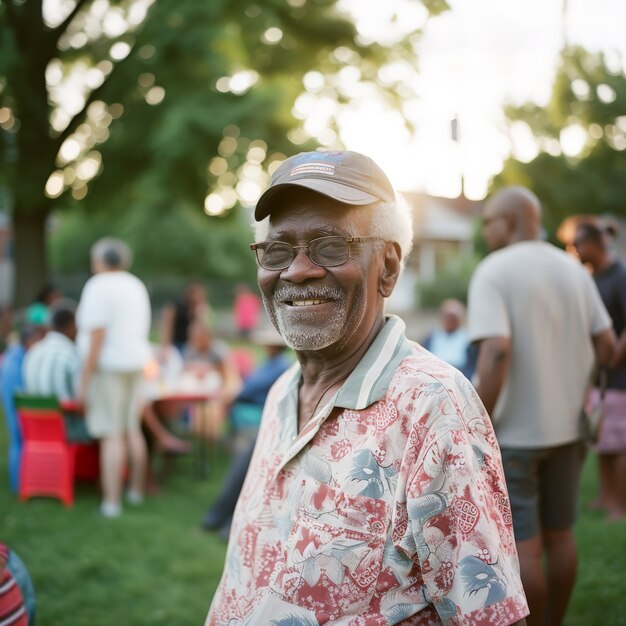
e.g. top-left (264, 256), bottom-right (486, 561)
top-left (1, 148), bottom-right (625, 625)
top-left (0, 239), bottom-right (269, 520)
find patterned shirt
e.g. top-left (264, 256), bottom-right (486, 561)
top-left (207, 316), bottom-right (528, 625)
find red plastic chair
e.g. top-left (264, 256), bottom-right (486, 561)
top-left (14, 395), bottom-right (98, 507)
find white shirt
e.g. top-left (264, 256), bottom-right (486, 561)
top-left (468, 240), bottom-right (611, 448)
top-left (76, 271), bottom-right (151, 372)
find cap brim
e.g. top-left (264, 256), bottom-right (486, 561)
top-left (255, 180), bottom-right (379, 221)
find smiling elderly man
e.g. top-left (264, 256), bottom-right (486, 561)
top-left (206, 151), bottom-right (528, 626)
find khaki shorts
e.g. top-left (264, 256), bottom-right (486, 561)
top-left (86, 370), bottom-right (145, 437)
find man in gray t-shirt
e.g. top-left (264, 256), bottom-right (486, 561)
top-left (467, 186), bottom-right (615, 626)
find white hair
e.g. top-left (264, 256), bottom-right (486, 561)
top-left (252, 196), bottom-right (414, 270)
top-left (90, 237), bottom-right (133, 270)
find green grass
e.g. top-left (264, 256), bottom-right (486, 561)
top-left (0, 433), bottom-right (229, 626)
top-left (1, 424), bottom-right (625, 624)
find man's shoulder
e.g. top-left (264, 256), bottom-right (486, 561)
top-left (391, 341), bottom-right (471, 393)
top-left (609, 259), bottom-right (626, 281)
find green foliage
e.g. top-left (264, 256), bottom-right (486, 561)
top-left (495, 47), bottom-right (626, 235)
top-left (416, 250), bottom-right (480, 309)
top-left (50, 204), bottom-right (258, 282)
top-left (1, 0), bottom-right (443, 296)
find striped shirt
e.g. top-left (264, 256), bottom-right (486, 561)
top-left (207, 315), bottom-right (528, 625)
top-left (23, 331), bottom-right (80, 401)
top-left (0, 544), bottom-right (27, 626)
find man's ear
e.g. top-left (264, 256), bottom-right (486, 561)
top-left (378, 242), bottom-right (402, 298)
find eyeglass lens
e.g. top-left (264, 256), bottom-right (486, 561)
top-left (257, 236), bottom-right (350, 270)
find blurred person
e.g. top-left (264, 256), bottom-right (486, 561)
top-left (24, 282), bottom-right (61, 328)
top-left (76, 238), bottom-right (151, 518)
top-left (0, 542), bottom-right (36, 626)
top-left (201, 327), bottom-right (291, 539)
top-left (0, 324), bottom-right (45, 492)
top-left (232, 283), bottom-right (261, 339)
top-left (141, 344), bottom-right (192, 455)
top-left (573, 222), bottom-right (626, 521)
top-left (160, 280), bottom-right (211, 354)
top-left (467, 187), bottom-right (615, 626)
top-left (207, 150), bottom-right (528, 625)
top-left (422, 298), bottom-right (477, 379)
top-left (22, 302), bottom-right (91, 443)
top-left (180, 320), bottom-right (241, 440)
top-left (0, 305), bottom-right (13, 354)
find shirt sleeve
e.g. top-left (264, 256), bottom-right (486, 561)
top-left (582, 270), bottom-right (612, 336)
top-left (467, 264), bottom-right (511, 343)
top-left (77, 279), bottom-right (109, 330)
top-left (395, 380), bottom-right (529, 625)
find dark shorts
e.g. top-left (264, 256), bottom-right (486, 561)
top-left (500, 441), bottom-right (587, 542)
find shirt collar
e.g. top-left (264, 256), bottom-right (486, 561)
top-left (45, 331), bottom-right (75, 347)
top-left (276, 315), bottom-right (413, 413)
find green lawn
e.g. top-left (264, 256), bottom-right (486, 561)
top-left (1, 426), bottom-right (625, 625)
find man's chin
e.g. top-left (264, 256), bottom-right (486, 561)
top-left (277, 326), bottom-right (339, 352)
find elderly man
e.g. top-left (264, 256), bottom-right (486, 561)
top-left (207, 151), bottom-right (528, 625)
top-left (76, 238), bottom-right (152, 518)
top-left (467, 187), bottom-right (615, 626)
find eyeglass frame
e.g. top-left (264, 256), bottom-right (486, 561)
top-left (249, 235), bottom-right (384, 271)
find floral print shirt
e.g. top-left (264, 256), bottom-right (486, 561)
top-left (207, 316), bottom-right (529, 625)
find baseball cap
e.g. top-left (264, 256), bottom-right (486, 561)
top-left (255, 150), bottom-right (395, 221)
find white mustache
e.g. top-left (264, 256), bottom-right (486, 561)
top-left (273, 285), bottom-right (343, 302)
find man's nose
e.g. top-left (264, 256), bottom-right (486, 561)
top-left (279, 248), bottom-right (327, 283)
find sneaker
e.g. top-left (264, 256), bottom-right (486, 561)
top-left (100, 501), bottom-right (122, 518)
top-left (126, 490), bottom-right (144, 505)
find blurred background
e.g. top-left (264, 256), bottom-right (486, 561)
top-left (1, 0), bottom-right (625, 334)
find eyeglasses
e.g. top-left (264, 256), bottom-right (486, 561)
top-left (250, 235), bottom-right (383, 271)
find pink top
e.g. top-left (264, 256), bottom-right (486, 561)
top-left (233, 292), bottom-right (261, 331)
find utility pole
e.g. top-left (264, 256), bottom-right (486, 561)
top-left (451, 115), bottom-right (464, 198)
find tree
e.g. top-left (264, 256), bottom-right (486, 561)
top-left (1, 0), bottom-right (447, 305)
top-left (494, 47), bottom-right (626, 237)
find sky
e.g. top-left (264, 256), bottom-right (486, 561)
top-left (337, 0), bottom-right (626, 200)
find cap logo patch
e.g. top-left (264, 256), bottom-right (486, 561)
top-left (290, 162), bottom-right (335, 177)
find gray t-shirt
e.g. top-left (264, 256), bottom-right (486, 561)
top-left (468, 240), bottom-right (611, 448)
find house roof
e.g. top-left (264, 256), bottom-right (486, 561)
top-left (400, 192), bottom-right (484, 242)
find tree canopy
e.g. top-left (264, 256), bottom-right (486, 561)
top-left (494, 46), bottom-right (626, 237)
top-left (0, 0), bottom-right (447, 304)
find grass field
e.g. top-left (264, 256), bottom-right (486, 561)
top-left (1, 423), bottom-right (625, 625)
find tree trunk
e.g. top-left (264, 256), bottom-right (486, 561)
top-left (12, 209), bottom-right (49, 307)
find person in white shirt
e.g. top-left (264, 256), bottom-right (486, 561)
top-left (76, 238), bottom-right (152, 518)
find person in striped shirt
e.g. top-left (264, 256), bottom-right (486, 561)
top-left (23, 304), bottom-right (79, 403)
top-left (0, 543), bottom-right (35, 626)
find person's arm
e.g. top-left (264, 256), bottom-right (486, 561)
top-left (592, 328), bottom-right (617, 369)
top-left (474, 336), bottom-right (511, 416)
top-left (219, 359), bottom-right (243, 404)
top-left (78, 327), bottom-right (105, 405)
top-left (610, 329), bottom-right (626, 368)
top-left (160, 303), bottom-right (176, 349)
